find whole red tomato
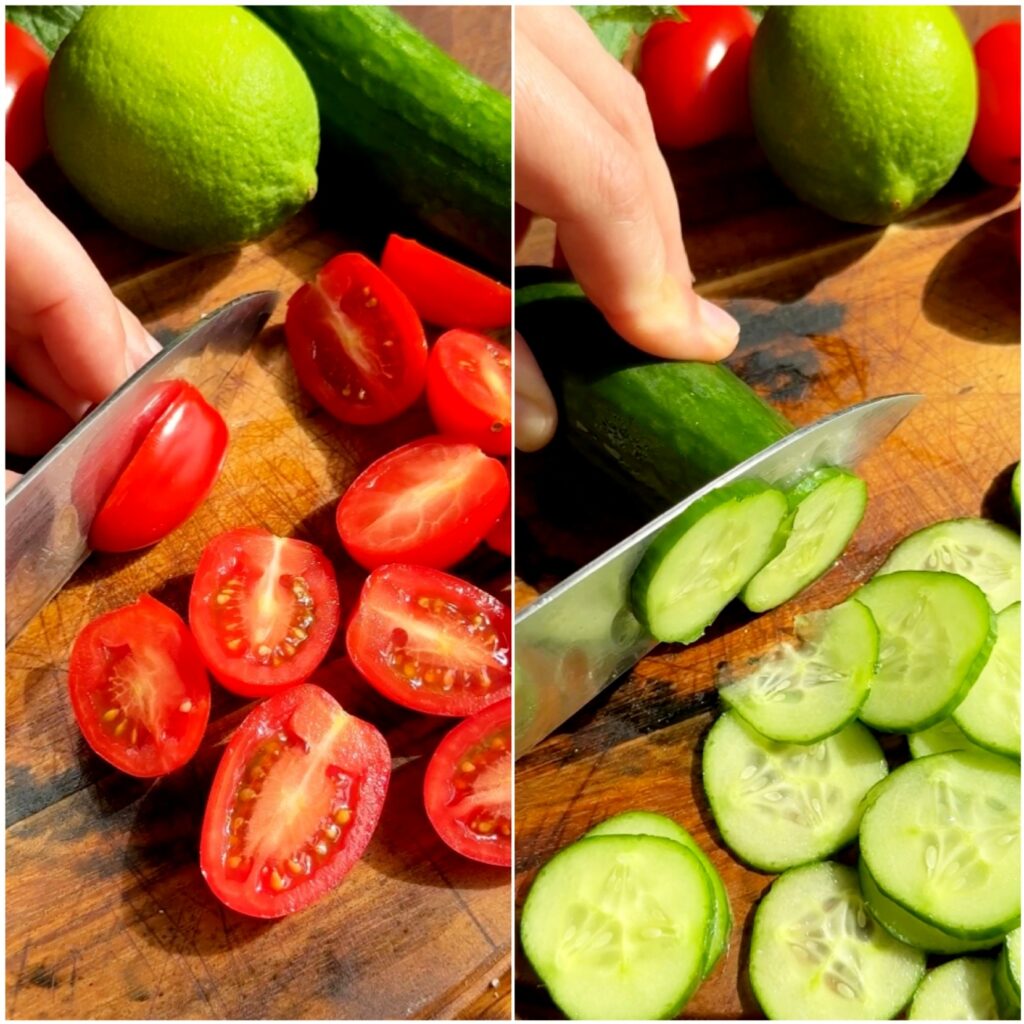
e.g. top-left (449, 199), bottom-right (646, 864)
top-left (5, 22), bottom-right (49, 172)
top-left (637, 6), bottom-right (757, 150)
top-left (968, 21), bottom-right (1020, 187)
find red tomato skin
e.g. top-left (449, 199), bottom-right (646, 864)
top-left (336, 436), bottom-right (509, 571)
top-left (424, 698), bottom-right (511, 866)
top-left (426, 330), bottom-right (511, 456)
top-left (380, 234), bottom-right (512, 329)
top-left (189, 528), bottom-right (340, 698)
top-left (968, 22), bottom-right (1021, 187)
top-left (638, 6), bottom-right (757, 150)
top-left (200, 684), bottom-right (390, 918)
top-left (5, 23), bottom-right (48, 172)
top-left (485, 499), bottom-right (511, 557)
top-left (68, 595), bottom-right (212, 778)
top-left (346, 564), bottom-right (512, 716)
top-left (89, 382), bottom-right (228, 553)
top-left (286, 252), bottom-right (428, 425)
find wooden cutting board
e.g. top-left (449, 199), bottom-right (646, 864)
top-left (514, 9), bottom-right (1019, 1019)
top-left (5, 8), bottom-right (511, 1020)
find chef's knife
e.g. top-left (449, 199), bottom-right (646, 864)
top-left (514, 392), bottom-right (922, 755)
top-left (5, 291), bottom-right (278, 643)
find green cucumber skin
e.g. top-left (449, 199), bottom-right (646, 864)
top-left (995, 938), bottom-right (1022, 1019)
top-left (255, 6), bottom-right (510, 265)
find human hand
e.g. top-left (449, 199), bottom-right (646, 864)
top-left (6, 163), bottom-right (161, 486)
top-left (515, 6), bottom-right (741, 451)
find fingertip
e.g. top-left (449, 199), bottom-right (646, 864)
top-left (515, 393), bottom-right (558, 452)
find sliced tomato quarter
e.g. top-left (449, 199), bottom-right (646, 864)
top-left (424, 698), bottom-right (511, 866)
top-left (381, 234), bottom-right (511, 329)
top-left (286, 252), bottom-right (428, 425)
top-left (347, 564), bottom-right (511, 717)
top-left (336, 436), bottom-right (509, 570)
top-left (426, 330), bottom-right (511, 457)
top-left (68, 595), bottom-right (211, 777)
top-left (189, 528), bottom-right (340, 697)
top-left (485, 494), bottom-right (511, 557)
top-left (200, 684), bottom-right (390, 918)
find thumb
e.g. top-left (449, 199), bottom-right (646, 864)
top-left (514, 332), bottom-right (557, 452)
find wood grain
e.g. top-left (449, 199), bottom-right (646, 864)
top-left (6, 7), bottom-right (511, 1020)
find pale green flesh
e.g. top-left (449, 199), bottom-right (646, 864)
top-left (878, 517), bottom-right (1021, 612)
top-left (955, 603), bottom-right (1021, 759)
top-left (908, 958), bottom-right (1000, 1020)
top-left (855, 571), bottom-right (994, 732)
top-left (909, 719), bottom-right (989, 759)
top-left (719, 601), bottom-right (877, 743)
top-left (995, 930), bottom-right (1022, 1019)
top-left (1009, 927), bottom-right (1021, 992)
top-left (750, 861), bottom-right (925, 1021)
top-left (860, 752), bottom-right (1021, 938)
top-left (520, 835), bottom-right (713, 1020)
top-left (742, 472), bottom-right (867, 612)
top-left (702, 711), bottom-right (888, 872)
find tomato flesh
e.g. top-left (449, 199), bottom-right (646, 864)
top-left (200, 684), bottom-right (390, 918)
top-left (426, 330), bottom-right (511, 457)
top-left (968, 22), bottom-right (1021, 187)
top-left (68, 595), bottom-right (211, 777)
top-left (424, 698), bottom-right (511, 866)
top-left (485, 493), bottom-right (511, 557)
top-left (5, 22), bottom-right (48, 172)
top-left (286, 252), bottom-right (428, 425)
top-left (189, 528), bottom-right (340, 697)
top-left (347, 564), bottom-right (511, 716)
top-left (336, 436), bottom-right (509, 570)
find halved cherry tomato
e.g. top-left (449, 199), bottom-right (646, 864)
top-left (89, 381), bottom-right (228, 553)
top-left (968, 22), bottom-right (1021, 187)
top-left (424, 698), bottom-right (511, 866)
top-left (189, 528), bottom-right (340, 697)
top-left (336, 436), bottom-right (509, 570)
top-left (5, 23), bottom-right (49, 172)
top-left (68, 595), bottom-right (211, 777)
top-left (380, 234), bottom-right (512, 329)
top-left (347, 564), bottom-right (511, 716)
top-left (286, 252), bottom-right (428, 425)
top-left (638, 7), bottom-right (757, 150)
top-left (485, 497), bottom-right (511, 557)
top-left (200, 683), bottom-right (390, 918)
top-left (426, 330), bottom-right (511, 456)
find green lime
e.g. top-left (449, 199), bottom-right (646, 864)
top-left (750, 6), bottom-right (977, 225)
top-left (45, 6), bottom-right (319, 252)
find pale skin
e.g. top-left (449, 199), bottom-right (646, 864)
top-left (515, 6), bottom-right (740, 451)
top-left (5, 163), bottom-right (161, 488)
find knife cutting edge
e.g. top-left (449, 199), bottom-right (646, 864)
top-left (5, 291), bottom-right (278, 644)
top-left (513, 392), bottom-right (922, 756)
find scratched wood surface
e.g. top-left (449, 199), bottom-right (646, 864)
top-left (514, 7), bottom-right (1020, 1019)
top-left (5, 7), bottom-right (511, 1020)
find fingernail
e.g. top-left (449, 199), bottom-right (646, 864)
top-left (696, 296), bottom-right (740, 356)
top-left (515, 393), bottom-right (557, 453)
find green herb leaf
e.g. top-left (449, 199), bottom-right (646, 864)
top-left (6, 6), bottom-right (83, 57)
top-left (574, 5), bottom-right (680, 61)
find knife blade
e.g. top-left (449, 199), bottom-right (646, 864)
top-left (5, 291), bottom-right (278, 643)
top-left (514, 392), bottom-right (922, 756)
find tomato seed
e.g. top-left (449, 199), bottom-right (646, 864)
top-left (102, 707), bottom-right (120, 723)
top-left (179, 700), bottom-right (193, 714)
top-left (227, 855), bottom-right (242, 870)
top-left (314, 841), bottom-right (329, 857)
top-left (475, 820), bottom-right (495, 835)
top-left (334, 808), bottom-right (352, 826)
top-left (239, 788), bottom-right (257, 802)
top-left (268, 868), bottom-right (287, 891)
top-left (226, 637), bottom-right (243, 651)
top-left (286, 858), bottom-right (306, 876)
top-left (460, 760), bottom-right (475, 774)
top-left (129, 726), bottom-right (138, 746)
top-left (113, 719), bottom-right (127, 738)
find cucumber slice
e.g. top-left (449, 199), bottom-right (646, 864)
top-left (909, 718), bottom-right (990, 759)
top-left (742, 467), bottom-right (868, 612)
top-left (908, 958), bottom-right (1000, 1020)
top-left (954, 603), bottom-right (1021, 759)
top-left (860, 751), bottom-right (1021, 940)
top-left (585, 811), bottom-right (732, 978)
top-left (520, 834), bottom-right (714, 1020)
top-left (878, 517), bottom-right (1021, 612)
top-left (702, 711), bottom-right (888, 872)
top-left (631, 481), bottom-right (788, 643)
top-left (719, 600), bottom-right (878, 743)
top-left (859, 859), bottom-right (999, 955)
top-left (750, 861), bottom-right (924, 1020)
top-left (995, 929), bottom-right (1022, 1020)
top-left (855, 571), bottom-right (996, 733)
top-left (1012, 463), bottom-right (1020, 517)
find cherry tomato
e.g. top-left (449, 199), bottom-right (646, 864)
top-left (68, 595), bottom-right (211, 777)
top-left (380, 234), bottom-right (511, 329)
top-left (336, 436), bottom-right (509, 570)
top-left (200, 683), bottom-right (390, 918)
top-left (485, 496), bottom-right (511, 557)
top-left (638, 6), bottom-right (757, 150)
top-left (89, 381), bottom-right (228, 553)
top-left (968, 22), bottom-right (1021, 187)
top-left (189, 528), bottom-right (340, 697)
top-left (5, 23), bottom-right (49, 172)
top-left (285, 252), bottom-right (428, 425)
top-left (424, 698), bottom-right (511, 866)
top-left (347, 564), bottom-right (511, 717)
top-left (426, 330), bottom-right (511, 456)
